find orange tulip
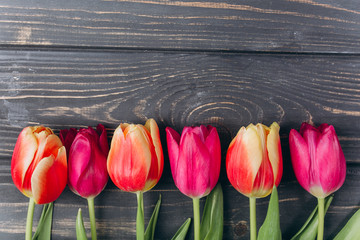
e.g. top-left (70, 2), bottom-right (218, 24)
top-left (107, 119), bottom-right (163, 193)
top-left (107, 119), bottom-right (163, 239)
top-left (11, 126), bottom-right (67, 204)
top-left (226, 122), bottom-right (283, 198)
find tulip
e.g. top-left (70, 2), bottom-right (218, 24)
top-left (166, 125), bottom-right (221, 240)
top-left (60, 124), bottom-right (109, 240)
top-left (289, 122), bottom-right (346, 240)
top-left (226, 122), bottom-right (283, 240)
top-left (11, 126), bottom-right (67, 240)
top-left (107, 119), bottom-right (163, 240)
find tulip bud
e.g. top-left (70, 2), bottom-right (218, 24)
top-left (60, 124), bottom-right (109, 199)
top-left (289, 122), bottom-right (346, 198)
top-left (107, 119), bottom-right (164, 193)
top-left (226, 122), bottom-right (283, 198)
top-left (166, 125), bottom-right (221, 199)
top-left (11, 126), bottom-right (67, 204)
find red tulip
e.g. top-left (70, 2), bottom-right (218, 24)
top-left (289, 122), bottom-right (346, 198)
top-left (226, 122), bottom-right (283, 198)
top-left (107, 119), bottom-right (164, 193)
top-left (166, 125), bottom-right (221, 198)
top-left (60, 124), bottom-right (109, 199)
top-left (11, 126), bottom-right (67, 204)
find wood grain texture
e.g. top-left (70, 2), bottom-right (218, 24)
top-left (0, 0), bottom-right (359, 53)
top-left (1, 50), bottom-right (360, 239)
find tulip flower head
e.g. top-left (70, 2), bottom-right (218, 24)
top-left (166, 125), bottom-right (221, 199)
top-left (11, 126), bottom-right (67, 204)
top-left (107, 119), bottom-right (164, 193)
top-left (60, 124), bottom-right (109, 199)
top-left (226, 122), bottom-right (283, 198)
top-left (289, 122), bottom-right (346, 198)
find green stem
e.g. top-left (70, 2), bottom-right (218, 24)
top-left (249, 197), bottom-right (257, 240)
top-left (25, 198), bottom-right (35, 240)
top-left (136, 192), bottom-right (144, 240)
top-left (87, 197), bottom-right (97, 240)
top-left (192, 198), bottom-right (200, 240)
top-left (317, 197), bottom-right (325, 240)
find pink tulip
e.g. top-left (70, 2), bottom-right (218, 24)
top-left (289, 122), bottom-right (346, 198)
top-left (60, 124), bottom-right (109, 199)
top-left (166, 125), bottom-right (221, 199)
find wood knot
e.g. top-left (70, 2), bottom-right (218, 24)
top-left (234, 220), bottom-right (248, 237)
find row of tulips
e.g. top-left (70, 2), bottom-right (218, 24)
top-left (11, 119), bottom-right (349, 240)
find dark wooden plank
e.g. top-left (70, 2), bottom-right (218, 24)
top-left (0, 0), bottom-right (359, 53)
top-left (1, 50), bottom-right (360, 239)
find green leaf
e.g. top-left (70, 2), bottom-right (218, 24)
top-left (171, 218), bottom-right (191, 240)
top-left (76, 208), bottom-right (88, 240)
top-left (334, 208), bottom-right (360, 240)
top-left (145, 194), bottom-right (162, 240)
top-left (290, 195), bottom-right (333, 240)
top-left (258, 186), bottom-right (282, 240)
top-left (32, 202), bottom-right (53, 240)
top-left (200, 183), bottom-right (223, 240)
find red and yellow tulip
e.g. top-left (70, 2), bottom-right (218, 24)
top-left (11, 126), bottom-right (67, 204)
top-left (226, 122), bottom-right (283, 198)
top-left (226, 122), bottom-right (283, 240)
top-left (107, 119), bottom-right (163, 240)
top-left (107, 118), bottom-right (163, 193)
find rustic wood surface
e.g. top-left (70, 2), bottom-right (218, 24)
top-left (0, 0), bottom-right (360, 239)
top-left (0, 0), bottom-right (360, 53)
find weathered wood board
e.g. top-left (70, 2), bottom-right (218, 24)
top-left (0, 0), bottom-right (359, 53)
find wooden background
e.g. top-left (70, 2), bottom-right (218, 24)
top-left (1, 0), bottom-right (360, 239)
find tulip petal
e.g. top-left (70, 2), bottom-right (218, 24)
top-left (289, 129), bottom-right (311, 193)
top-left (76, 148), bottom-right (108, 198)
top-left (177, 132), bottom-right (211, 197)
top-left (23, 132), bottom-right (63, 194)
top-left (11, 127), bottom-right (38, 195)
top-left (68, 134), bottom-right (92, 196)
top-left (32, 133), bottom-right (64, 169)
top-left (64, 125), bottom-right (109, 198)
top-left (300, 122), bottom-right (317, 135)
top-left (145, 119), bottom-right (164, 181)
top-left (31, 146), bottom-right (67, 204)
top-left (190, 125), bottom-right (209, 143)
top-left (166, 127), bottom-right (181, 180)
top-left (226, 125), bottom-right (264, 197)
top-left (250, 124), bottom-right (274, 197)
top-left (97, 124), bottom-right (109, 156)
top-left (205, 126), bottom-right (221, 191)
top-left (267, 122), bottom-right (283, 186)
top-left (315, 125), bottom-right (346, 197)
top-left (252, 156), bottom-right (274, 198)
top-left (107, 126), bottom-right (128, 190)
